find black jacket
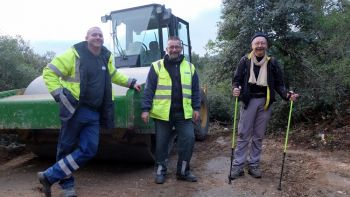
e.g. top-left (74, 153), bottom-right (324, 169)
top-left (75, 41), bottom-right (115, 129)
top-left (232, 55), bottom-right (289, 109)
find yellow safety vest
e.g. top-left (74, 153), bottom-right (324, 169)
top-left (42, 46), bottom-right (131, 100)
top-left (150, 59), bottom-right (195, 121)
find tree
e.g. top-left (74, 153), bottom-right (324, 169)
top-left (216, 0), bottom-right (318, 85)
top-left (207, 0), bottom-right (350, 125)
top-left (0, 35), bottom-right (51, 91)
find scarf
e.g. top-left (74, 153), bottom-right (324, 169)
top-left (248, 51), bottom-right (268, 87)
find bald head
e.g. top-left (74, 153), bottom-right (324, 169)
top-left (86, 27), bottom-right (102, 37)
top-left (85, 26), bottom-right (104, 54)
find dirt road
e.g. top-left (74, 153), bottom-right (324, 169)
top-left (0, 126), bottom-right (349, 197)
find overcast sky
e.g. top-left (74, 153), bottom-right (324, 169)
top-left (0, 0), bottom-right (222, 55)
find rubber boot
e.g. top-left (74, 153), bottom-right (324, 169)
top-left (37, 172), bottom-right (52, 197)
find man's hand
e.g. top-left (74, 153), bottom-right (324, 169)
top-left (287, 91), bottom-right (299, 102)
top-left (193, 111), bottom-right (200, 122)
top-left (141, 111), bottom-right (149, 124)
top-left (133, 83), bottom-right (142, 92)
top-left (232, 87), bottom-right (241, 97)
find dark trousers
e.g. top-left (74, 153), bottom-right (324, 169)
top-left (154, 112), bottom-right (195, 176)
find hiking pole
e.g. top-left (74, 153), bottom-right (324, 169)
top-left (228, 96), bottom-right (238, 184)
top-left (277, 100), bottom-right (294, 190)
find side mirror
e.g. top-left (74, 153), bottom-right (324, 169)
top-left (101, 15), bottom-right (110, 23)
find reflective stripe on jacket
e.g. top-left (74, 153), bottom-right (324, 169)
top-left (42, 46), bottom-right (132, 100)
top-left (150, 59), bottom-right (195, 121)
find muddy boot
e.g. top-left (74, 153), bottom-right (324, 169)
top-left (176, 172), bottom-right (197, 182)
top-left (248, 166), bottom-right (262, 178)
top-left (62, 187), bottom-right (77, 197)
top-left (229, 166), bottom-right (244, 180)
top-left (176, 161), bottom-right (197, 182)
top-left (155, 174), bottom-right (166, 184)
top-left (37, 172), bottom-right (52, 197)
top-left (154, 164), bottom-right (166, 184)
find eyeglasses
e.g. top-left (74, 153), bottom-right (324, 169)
top-left (168, 45), bottom-right (182, 50)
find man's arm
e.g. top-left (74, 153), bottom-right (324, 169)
top-left (107, 54), bottom-right (139, 90)
top-left (191, 69), bottom-right (201, 122)
top-left (232, 57), bottom-right (246, 89)
top-left (42, 51), bottom-right (73, 101)
top-left (42, 66), bottom-right (62, 102)
top-left (141, 66), bottom-right (158, 112)
top-left (141, 66), bottom-right (158, 124)
top-left (191, 70), bottom-right (201, 111)
top-left (232, 56), bottom-right (246, 97)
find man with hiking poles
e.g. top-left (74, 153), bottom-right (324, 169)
top-left (229, 32), bottom-right (299, 180)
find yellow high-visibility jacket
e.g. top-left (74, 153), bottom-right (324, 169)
top-left (42, 42), bottom-right (133, 128)
top-left (150, 59), bottom-right (195, 121)
top-left (43, 45), bottom-right (132, 100)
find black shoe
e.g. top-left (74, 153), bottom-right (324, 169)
top-left (228, 166), bottom-right (244, 180)
top-left (176, 173), bottom-right (197, 182)
top-left (248, 166), bottom-right (262, 178)
top-left (37, 172), bottom-right (52, 197)
top-left (155, 174), bottom-right (166, 184)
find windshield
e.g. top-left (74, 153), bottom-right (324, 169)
top-left (110, 6), bottom-right (162, 66)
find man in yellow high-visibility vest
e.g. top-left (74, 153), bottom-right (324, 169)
top-left (141, 36), bottom-right (200, 184)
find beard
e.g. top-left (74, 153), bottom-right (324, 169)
top-left (168, 53), bottom-right (180, 60)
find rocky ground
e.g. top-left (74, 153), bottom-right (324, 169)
top-left (0, 122), bottom-right (349, 197)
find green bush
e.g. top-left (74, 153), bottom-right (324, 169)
top-left (208, 93), bottom-right (234, 122)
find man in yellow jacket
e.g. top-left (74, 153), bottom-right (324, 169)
top-left (141, 36), bottom-right (200, 184)
top-left (38, 26), bottom-right (141, 197)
